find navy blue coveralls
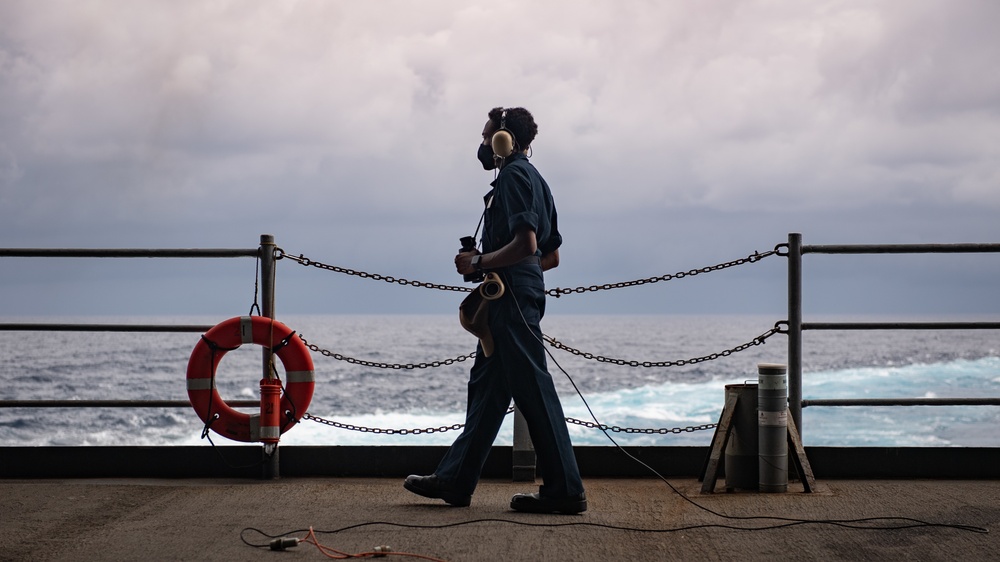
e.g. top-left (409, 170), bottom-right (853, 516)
top-left (434, 153), bottom-right (585, 499)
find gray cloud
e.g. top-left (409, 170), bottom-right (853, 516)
top-left (1, 0), bottom-right (998, 315)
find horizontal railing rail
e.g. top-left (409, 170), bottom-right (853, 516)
top-left (0, 248), bottom-right (259, 258)
top-left (0, 324), bottom-right (215, 332)
top-left (0, 400), bottom-right (260, 408)
top-left (802, 398), bottom-right (1000, 407)
top-left (802, 243), bottom-right (1000, 254)
top-left (803, 322), bottom-right (1000, 330)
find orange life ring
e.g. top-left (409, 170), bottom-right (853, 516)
top-left (186, 316), bottom-right (315, 442)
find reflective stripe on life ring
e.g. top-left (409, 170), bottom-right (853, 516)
top-left (186, 316), bottom-right (315, 443)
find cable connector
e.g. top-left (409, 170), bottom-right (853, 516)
top-left (269, 537), bottom-right (300, 551)
top-left (373, 545), bottom-right (393, 557)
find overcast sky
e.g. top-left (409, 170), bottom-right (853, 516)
top-left (1, 0), bottom-right (998, 318)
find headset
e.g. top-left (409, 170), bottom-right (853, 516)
top-left (468, 109), bottom-right (516, 260)
top-left (490, 109), bottom-right (517, 159)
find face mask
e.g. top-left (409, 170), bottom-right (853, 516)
top-left (477, 143), bottom-right (497, 170)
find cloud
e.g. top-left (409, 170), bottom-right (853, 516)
top-left (0, 0), bottom-right (998, 314)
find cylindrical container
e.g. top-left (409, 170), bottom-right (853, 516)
top-left (724, 383), bottom-right (758, 491)
top-left (758, 363), bottom-right (788, 492)
top-left (259, 378), bottom-right (282, 445)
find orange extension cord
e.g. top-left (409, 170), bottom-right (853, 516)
top-left (297, 526), bottom-right (448, 562)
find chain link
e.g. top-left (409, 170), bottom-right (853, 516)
top-left (277, 247), bottom-right (780, 297)
top-left (303, 409), bottom-right (715, 436)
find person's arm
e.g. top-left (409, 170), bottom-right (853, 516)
top-left (455, 226), bottom-right (536, 276)
top-left (540, 248), bottom-right (559, 271)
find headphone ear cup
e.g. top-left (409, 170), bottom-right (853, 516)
top-left (491, 129), bottom-right (515, 158)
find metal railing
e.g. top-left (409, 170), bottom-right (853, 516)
top-left (784, 233), bottom-right (1000, 438)
top-left (3, 232), bottom-right (999, 461)
top-left (0, 234), bottom-right (281, 476)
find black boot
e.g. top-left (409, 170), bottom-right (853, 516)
top-left (403, 474), bottom-right (472, 507)
top-left (510, 492), bottom-right (587, 514)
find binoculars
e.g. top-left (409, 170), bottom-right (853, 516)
top-left (460, 236), bottom-right (484, 283)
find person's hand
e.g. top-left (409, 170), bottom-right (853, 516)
top-left (455, 250), bottom-right (480, 276)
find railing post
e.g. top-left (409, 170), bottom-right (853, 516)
top-left (512, 406), bottom-right (536, 481)
top-left (787, 233), bottom-right (803, 439)
top-left (260, 234), bottom-right (279, 479)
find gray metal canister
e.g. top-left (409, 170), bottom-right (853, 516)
top-left (758, 363), bottom-right (788, 492)
top-left (724, 383), bottom-right (758, 491)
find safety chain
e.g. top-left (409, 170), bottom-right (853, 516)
top-left (543, 324), bottom-right (784, 367)
top-left (279, 251), bottom-right (473, 293)
top-left (302, 408), bottom-right (715, 436)
top-left (302, 411), bottom-right (492, 435)
top-left (276, 246), bottom-right (782, 297)
top-left (565, 418), bottom-right (717, 435)
top-left (280, 246), bottom-right (781, 438)
top-left (545, 247), bottom-right (781, 298)
top-left (300, 325), bottom-right (781, 372)
top-left (299, 336), bottom-right (477, 369)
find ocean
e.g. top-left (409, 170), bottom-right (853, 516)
top-left (1, 314), bottom-right (998, 448)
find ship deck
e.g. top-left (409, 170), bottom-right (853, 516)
top-left (3, 474), bottom-right (995, 561)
